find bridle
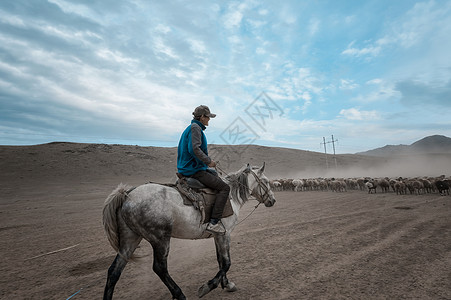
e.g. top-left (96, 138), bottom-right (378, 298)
top-left (248, 169), bottom-right (273, 205)
top-left (215, 163), bottom-right (274, 226)
top-left (216, 164), bottom-right (273, 205)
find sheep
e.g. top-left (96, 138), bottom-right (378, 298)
top-left (365, 180), bottom-right (377, 194)
top-left (357, 178), bottom-right (366, 191)
top-left (345, 178), bottom-right (358, 190)
top-left (404, 180), bottom-right (414, 194)
top-left (419, 178), bottom-right (433, 193)
top-left (270, 180), bottom-right (282, 191)
top-left (271, 174), bottom-right (449, 196)
top-left (318, 179), bottom-right (329, 191)
top-left (282, 178), bottom-right (294, 191)
top-left (412, 180), bottom-right (424, 195)
top-left (330, 179), bottom-right (347, 192)
top-left (378, 178), bottom-right (390, 193)
top-left (394, 181), bottom-right (407, 195)
top-left (313, 179), bottom-right (321, 191)
top-left (292, 179), bottom-right (304, 192)
top-left (389, 179), bottom-right (398, 192)
top-left (435, 179), bottom-right (450, 196)
top-left (276, 178), bottom-right (294, 191)
top-left (274, 181), bottom-right (282, 191)
top-left (304, 179), bottom-right (313, 191)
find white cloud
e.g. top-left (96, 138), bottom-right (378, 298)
top-left (342, 1), bottom-right (451, 60)
top-left (224, 11), bottom-right (243, 29)
top-left (341, 41), bottom-right (382, 57)
top-left (350, 82), bottom-right (400, 104)
top-left (339, 79), bottom-right (358, 90)
top-left (48, 0), bottom-right (91, 17)
top-left (345, 15), bottom-right (355, 24)
top-left (259, 9), bottom-right (268, 16)
top-left (153, 36), bottom-right (179, 60)
top-left (339, 108), bottom-right (380, 121)
top-left (366, 78), bottom-right (382, 85)
top-left (188, 39), bottom-right (207, 54)
top-left (284, 15), bottom-right (296, 25)
top-left (265, 66), bottom-right (324, 106)
top-left (96, 48), bottom-right (138, 65)
top-left (249, 19), bottom-right (267, 29)
top-left (0, 11), bottom-right (26, 27)
top-left (228, 35), bottom-right (241, 44)
top-left (309, 18), bottom-right (320, 35)
top-left (47, 0), bottom-right (104, 25)
top-left (256, 47), bottom-right (265, 55)
top-left (394, 1), bottom-right (451, 48)
top-left (155, 24), bottom-right (171, 34)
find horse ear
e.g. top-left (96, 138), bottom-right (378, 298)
top-left (258, 162), bottom-right (265, 175)
top-left (245, 163), bottom-right (251, 173)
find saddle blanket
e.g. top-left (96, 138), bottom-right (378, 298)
top-left (193, 187), bottom-right (234, 224)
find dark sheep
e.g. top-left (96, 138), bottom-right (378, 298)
top-left (435, 180), bottom-right (450, 196)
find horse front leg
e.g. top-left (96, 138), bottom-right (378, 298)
top-left (198, 234), bottom-right (236, 298)
top-left (215, 234), bottom-right (237, 293)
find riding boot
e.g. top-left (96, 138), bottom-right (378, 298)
top-left (206, 219), bottom-right (226, 235)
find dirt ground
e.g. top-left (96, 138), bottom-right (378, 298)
top-left (1, 179), bottom-right (450, 300)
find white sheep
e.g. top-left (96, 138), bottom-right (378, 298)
top-left (292, 179), bottom-right (304, 192)
top-left (270, 180), bottom-right (282, 191)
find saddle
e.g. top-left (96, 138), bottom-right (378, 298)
top-left (175, 173), bottom-right (233, 224)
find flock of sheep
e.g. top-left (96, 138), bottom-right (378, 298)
top-left (269, 175), bottom-right (451, 196)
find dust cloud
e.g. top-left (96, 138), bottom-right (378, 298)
top-left (272, 154), bottom-right (451, 180)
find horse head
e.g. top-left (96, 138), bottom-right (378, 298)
top-left (246, 162), bottom-right (276, 207)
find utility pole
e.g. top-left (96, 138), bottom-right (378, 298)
top-left (321, 135), bottom-right (339, 170)
top-left (331, 135), bottom-right (338, 169)
top-left (321, 137), bottom-right (329, 169)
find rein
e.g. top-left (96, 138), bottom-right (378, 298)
top-left (236, 201), bottom-right (261, 226)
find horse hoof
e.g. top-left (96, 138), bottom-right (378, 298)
top-left (198, 283), bottom-right (211, 298)
top-left (225, 282), bottom-right (237, 292)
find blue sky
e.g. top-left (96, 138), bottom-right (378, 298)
top-left (0, 0), bottom-right (450, 154)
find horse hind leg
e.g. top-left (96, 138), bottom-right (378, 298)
top-left (103, 227), bottom-right (142, 300)
top-left (150, 236), bottom-right (186, 300)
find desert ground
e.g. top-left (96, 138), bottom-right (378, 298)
top-left (1, 143), bottom-right (450, 299)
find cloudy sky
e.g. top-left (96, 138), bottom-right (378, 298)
top-left (1, 0), bottom-right (450, 154)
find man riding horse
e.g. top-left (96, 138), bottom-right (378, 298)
top-left (177, 105), bottom-right (230, 235)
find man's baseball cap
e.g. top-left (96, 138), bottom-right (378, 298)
top-left (193, 105), bottom-right (216, 118)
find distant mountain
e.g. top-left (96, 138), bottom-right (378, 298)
top-left (358, 135), bottom-right (451, 156)
top-left (411, 135), bottom-right (451, 151)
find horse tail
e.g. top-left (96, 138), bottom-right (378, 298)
top-left (102, 183), bottom-right (132, 253)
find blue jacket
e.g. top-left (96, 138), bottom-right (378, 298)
top-left (177, 119), bottom-right (212, 176)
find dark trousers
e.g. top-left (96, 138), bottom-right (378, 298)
top-left (191, 170), bottom-right (230, 220)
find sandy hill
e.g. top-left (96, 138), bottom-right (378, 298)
top-left (358, 135), bottom-right (451, 157)
top-left (1, 141), bottom-right (451, 187)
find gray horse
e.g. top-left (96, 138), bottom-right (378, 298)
top-left (103, 163), bottom-right (276, 299)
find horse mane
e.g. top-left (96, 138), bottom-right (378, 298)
top-left (224, 166), bottom-right (250, 206)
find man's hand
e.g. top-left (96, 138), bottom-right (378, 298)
top-left (208, 160), bottom-right (217, 168)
